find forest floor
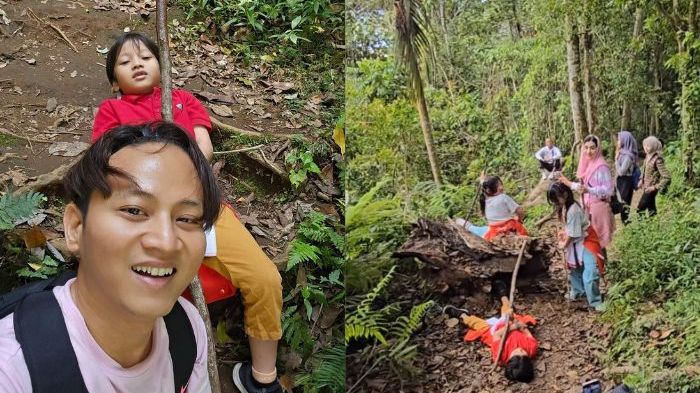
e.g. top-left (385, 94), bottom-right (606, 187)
top-left (0, 1), bottom-right (342, 391)
top-left (347, 178), bottom-right (642, 393)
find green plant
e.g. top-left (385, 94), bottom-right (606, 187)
top-left (295, 344), bottom-right (345, 393)
top-left (345, 265), bottom-right (397, 345)
top-left (0, 191), bottom-right (44, 230)
top-left (285, 149), bottom-right (321, 188)
top-left (16, 255), bottom-right (58, 280)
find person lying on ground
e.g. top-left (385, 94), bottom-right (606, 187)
top-left (92, 32), bottom-right (283, 393)
top-left (547, 182), bottom-right (606, 312)
top-left (534, 137), bottom-right (563, 180)
top-left (459, 297), bottom-right (537, 383)
top-left (455, 174), bottom-right (528, 241)
top-left (0, 122), bottom-right (220, 392)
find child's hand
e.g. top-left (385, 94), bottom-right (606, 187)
top-left (479, 170), bottom-right (486, 183)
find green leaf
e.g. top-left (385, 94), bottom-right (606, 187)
top-left (291, 16), bottom-right (302, 29)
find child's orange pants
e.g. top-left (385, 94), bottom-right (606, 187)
top-left (202, 206), bottom-right (283, 340)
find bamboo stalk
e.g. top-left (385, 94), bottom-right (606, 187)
top-left (155, 2), bottom-right (221, 392)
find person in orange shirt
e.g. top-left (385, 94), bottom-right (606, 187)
top-left (459, 297), bottom-right (537, 382)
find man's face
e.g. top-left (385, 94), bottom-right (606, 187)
top-left (65, 143), bottom-right (205, 319)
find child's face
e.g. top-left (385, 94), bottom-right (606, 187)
top-left (112, 40), bottom-right (161, 94)
top-left (496, 181), bottom-right (504, 194)
top-left (545, 138), bottom-right (553, 148)
top-left (64, 143), bottom-right (206, 320)
top-left (643, 142), bottom-right (651, 154)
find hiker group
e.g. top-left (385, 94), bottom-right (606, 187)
top-left (455, 132), bottom-right (671, 383)
top-left (0, 33), bottom-right (284, 393)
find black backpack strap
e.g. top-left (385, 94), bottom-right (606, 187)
top-left (163, 301), bottom-right (197, 393)
top-left (13, 291), bottom-right (89, 393)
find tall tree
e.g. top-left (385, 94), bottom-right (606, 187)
top-left (621, 7), bottom-right (644, 131)
top-left (566, 13), bottom-right (588, 148)
top-left (394, 0), bottom-right (443, 185)
top-left (654, 0), bottom-right (699, 183)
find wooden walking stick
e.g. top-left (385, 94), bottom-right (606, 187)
top-left (491, 238), bottom-right (529, 371)
top-left (155, 2), bottom-right (222, 392)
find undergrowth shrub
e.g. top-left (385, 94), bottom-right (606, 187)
top-left (605, 195), bottom-right (700, 392)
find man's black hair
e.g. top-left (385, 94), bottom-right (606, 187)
top-left (106, 32), bottom-right (160, 86)
top-left (63, 122), bottom-right (221, 230)
top-left (505, 355), bottom-right (534, 382)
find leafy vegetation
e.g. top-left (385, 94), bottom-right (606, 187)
top-left (0, 191), bottom-right (45, 231)
top-left (604, 153), bottom-right (700, 392)
top-left (281, 209), bottom-right (345, 391)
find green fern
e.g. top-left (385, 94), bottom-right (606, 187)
top-left (391, 300), bottom-right (435, 342)
top-left (295, 344), bottom-right (346, 393)
top-left (345, 266), bottom-right (397, 345)
top-left (281, 306), bottom-right (314, 354)
top-left (0, 191), bottom-right (44, 230)
top-left (287, 241), bottom-right (321, 271)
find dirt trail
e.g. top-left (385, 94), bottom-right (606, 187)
top-left (347, 217), bottom-right (618, 393)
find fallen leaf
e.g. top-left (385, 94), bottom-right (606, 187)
top-left (332, 122), bottom-right (345, 155)
top-left (445, 318), bottom-right (459, 328)
top-left (649, 330), bottom-right (661, 339)
top-left (279, 374), bottom-right (295, 393)
top-left (192, 90), bottom-right (236, 104)
top-left (659, 329), bottom-right (674, 340)
top-left (320, 164), bottom-right (334, 186)
top-left (215, 320), bottom-right (232, 344)
top-left (96, 47), bottom-right (109, 54)
top-left (48, 141), bottom-right (89, 157)
top-left (27, 262), bottom-right (43, 271)
top-left (25, 58), bottom-right (36, 65)
top-left (266, 81), bottom-right (295, 92)
top-left (46, 97), bottom-right (58, 113)
top-left (22, 226), bottom-right (46, 249)
top-left (70, 70), bottom-right (77, 78)
top-left (283, 93), bottom-right (298, 100)
top-left (283, 351), bottom-right (303, 371)
top-left (210, 104), bottom-right (233, 117)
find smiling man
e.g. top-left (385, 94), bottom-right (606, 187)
top-left (0, 122), bottom-right (220, 393)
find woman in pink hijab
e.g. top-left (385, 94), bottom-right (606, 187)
top-left (560, 135), bottom-right (615, 249)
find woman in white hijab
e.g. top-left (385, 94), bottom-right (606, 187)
top-left (637, 136), bottom-right (671, 216)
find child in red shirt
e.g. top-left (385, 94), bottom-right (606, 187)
top-left (460, 297), bottom-right (537, 382)
top-left (93, 32), bottom-right (282, 393)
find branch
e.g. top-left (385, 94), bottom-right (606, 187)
top-left (213, 144), bottom-right (265, 155)
top-left (26, 8), bottom-right (79, 53)
top-left (155, 1), bottom-right (221, 392)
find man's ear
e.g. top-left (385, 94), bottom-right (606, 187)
top-left (63, 203), bottom-right (84, 256)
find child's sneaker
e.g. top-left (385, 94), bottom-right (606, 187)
top-left (564, 292), bottom-right (583, 302)
top-left (232, 362), bottom-right (283, 393)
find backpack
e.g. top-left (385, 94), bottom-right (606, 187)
top-left (0, 270), bottom-right (196, 393)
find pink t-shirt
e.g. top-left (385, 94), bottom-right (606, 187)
top-left (0, 279), bottom-right (211, 393)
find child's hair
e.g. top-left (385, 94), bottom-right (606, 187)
top-left (63, 122), bottom-right (221, 230)
top-left (546, 182), bottom-right (578, 221)
top-left (479, 175), bottom-right (502, 216)
top-left (505, 355), bottom-right (534, 382)
top-left (106, 32), bottom-right (160, 86)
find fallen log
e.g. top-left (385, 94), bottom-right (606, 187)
top-left (393, 219), bottom-right (551, 288)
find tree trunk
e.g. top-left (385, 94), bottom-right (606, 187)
top-left (566, 14), bottom-right (586, 150)
top-left (621, 7), bottom-right (644, 131)
top-left (510, 0), bottom-right (522, 41)
top-left (411, 56), bottom-right (443, 185)
top-left (581, 28), bottom-right (597, 136)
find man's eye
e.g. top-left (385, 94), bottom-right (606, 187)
top-left (122, 207), bottom-right (144, 216)
top-left (178, 216), bottom-right (203, 225)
